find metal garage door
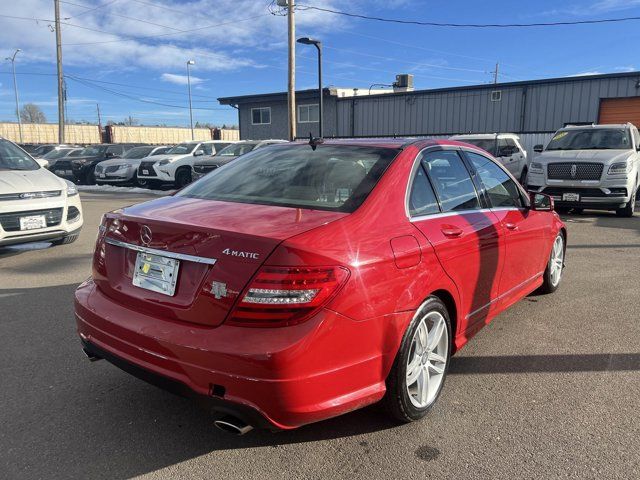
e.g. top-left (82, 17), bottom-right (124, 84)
top-left (599, 97), bottom-right (640, 126)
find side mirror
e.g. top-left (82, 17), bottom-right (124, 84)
top-left (194, 149), bottom-right (204, 157)
top-left (533, 144), bottom-right (544, 153)
top-left (529, 192), bottom-right (554, 212)
top-left (498, 146), bottom-right (515, 157)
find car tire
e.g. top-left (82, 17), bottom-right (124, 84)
top-left (615, 189), bottom-right (636, 218)
top-left (175, 168), bottom-right (192, 189)
top-left (538, 232), bottom-right (565, 294)
top-left (51, 234), bottom-right (79, 246)
top-left (383, 296), bottom-right (451, 423)
top-left (83, 167), bottom-right (96, 185)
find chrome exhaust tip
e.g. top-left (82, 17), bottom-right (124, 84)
top-left (82, 348), bottom-right (102, 362)
top-left (214, 416), bottom-right (254, 435)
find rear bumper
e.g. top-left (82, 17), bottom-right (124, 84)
top-left (528, 185), bottom-right (632, 209)
top-left (74, 279), bottom-right (408, 429)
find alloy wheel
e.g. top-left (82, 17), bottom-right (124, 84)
top-left (405, 310), bottom-right (449, 409)
top-left (549, 235), bottom-right (564, 287)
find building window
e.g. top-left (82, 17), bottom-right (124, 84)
top-left (491, 90), bottom-right (502, 102)
top-left (298, 104), bottom-right (319, 123)
top-left (251, 107), bottom-right (271, 125)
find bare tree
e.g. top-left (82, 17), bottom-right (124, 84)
top-left (19, 103), bottom-right (47, 123)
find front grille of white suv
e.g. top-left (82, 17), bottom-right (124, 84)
top-left (547, 162), bottom-right (604, 181)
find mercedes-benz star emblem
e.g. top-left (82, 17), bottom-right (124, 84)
top-left (140, 225), bottom-right (152, 246)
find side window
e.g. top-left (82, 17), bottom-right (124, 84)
top-left (633, 128), bottom-right (640, 149)
top-left (408, 164), bottom-right (440, 217)
top-left (201, 143), bottom-right (213, 155)
top-left (466, 152), bottom-right (524, 208)
top-left (421, 150), bottom-right (480, 212)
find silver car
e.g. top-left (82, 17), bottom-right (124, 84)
top-left (95, 146), bottom-right (171, 186)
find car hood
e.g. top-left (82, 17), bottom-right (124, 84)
top-left (538, 149), bottom-right (631, 164)
top-left (144, 153), bottom-right (189, 163)
top-left (0, 168), bottom-right (65, 195)
top-left (195, 156), bottom-right (236, 167)
top-left (98, 158), bottom-right (143, 168)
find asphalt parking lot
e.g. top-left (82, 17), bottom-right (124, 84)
top-left (1, 192), bottom-right (639, 480)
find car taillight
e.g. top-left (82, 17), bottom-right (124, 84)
top-left (227, 266), bottom-right (350, 327)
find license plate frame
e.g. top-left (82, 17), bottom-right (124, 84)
top-left (142, 169), bottom-right (149, 175)
top-left (19, 215), bottom-right (47, 231)
top-left (132, 251), bottom-right (180, 296)
top-left (562, 192), bottom-right (580, 202)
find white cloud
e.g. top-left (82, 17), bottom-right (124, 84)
top-left (590, 0), bottom-right (640, 12)
top-left (571, 71), bottom-right (604, 77)
top-left (0, 0), bottom-right (345, 74)
top-left (160, 73), bottom-right (204, 86)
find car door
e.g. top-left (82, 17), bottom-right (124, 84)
top-left (409, 148), bottom-right (505, 332)
top-left (464, 150), bottom-right (549, 303)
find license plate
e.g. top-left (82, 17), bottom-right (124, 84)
top-left (142, 169), bottom-right (149, 175)
top-left (99, 173), bottom-right (106, 178)
top-left (20, 215), bottom-right (47, 231)
top-left (133, 252), bottom-right (179, 296)
top-left (562, 193), bottom-right (580, 202)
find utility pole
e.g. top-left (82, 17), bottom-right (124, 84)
top-left (286, 0), bottom-right (296, 141)
top-left (186, 60), bottom-right (195, 140)
top-left (493, 62), bottom-right (499, 84)
top-left (96, 103), bottom-right (102, 142)
top-left (5, 49), bottom-right (22, 143)
top-left (54, 0), bottom-right (65, 144)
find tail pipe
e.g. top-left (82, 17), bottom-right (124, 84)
top-left (82, 347), bottom-right (102, 362)
top-left (214, 415), bottom-right (254, 435)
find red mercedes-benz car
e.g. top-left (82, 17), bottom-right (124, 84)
top-left (75, 139), bottom-right (566, 433)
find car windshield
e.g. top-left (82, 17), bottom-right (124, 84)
top-left (178, 144), bottom-right (400, 212)
top-left (0, 139), bottom-right (40, 171)
top-left (216, 143), bottom-right (257, 157)
top-left (43, 148), bottom-right (72, 160)
top-left (458, 139), bottom-right (497, 155)
top-left (124, 146), bottom-right (154, 159)
top-left (78, 145), bottom-right (107, 156)
top-left (546, 129), bottom-right (632, 150)
top-left (67, 149), bottom-right (84, 157)
top-left (167, 143), bottom-right (197, 155)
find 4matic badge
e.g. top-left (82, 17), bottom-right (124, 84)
top-left (222, 248), bottom-right (260, 260)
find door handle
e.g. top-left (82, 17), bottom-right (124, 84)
top-left (441, 226), bottom-right (463, 238)
top-left (504, 222), bottom-right (518, 231)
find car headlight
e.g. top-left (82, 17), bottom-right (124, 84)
top-left (529, 162), bottom-right (544, 174)
top-left (608, 161), bottom-right (632, 175)
top-left (114, 164), bottom-right (129, 171)
top-left (65, 180), bottom-right (78, 196)
top-left (158, 159), bottom-right (172, 166)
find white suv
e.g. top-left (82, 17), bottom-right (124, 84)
top-left (0, 138), bottom-right (83, 247)
top-left (450, 133), bottom-right (528, 183)
top-left (137, 140), bottom-right (230, 188)
top-left (528, 124), bottom-right (639, 217)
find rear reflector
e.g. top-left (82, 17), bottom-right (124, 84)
top-left (228, 266), bottom-right (349, 327)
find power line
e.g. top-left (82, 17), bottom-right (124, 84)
top-left (65, 75), bottom-right (231, 111)
top-left (298, 5), bottom-right (640, 28)
top-left (63, 0), bottom-right (119, 20)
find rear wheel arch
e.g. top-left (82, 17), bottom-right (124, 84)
top-left (429, 289), bottom-right (458, 347)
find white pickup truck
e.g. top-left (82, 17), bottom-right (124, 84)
top-left (528, 123), bottom-right (639, 217)
top-left (450, 133), bottom-right (528, 184)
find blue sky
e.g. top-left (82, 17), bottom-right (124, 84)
top-left (1, 0), bottom-right (640, 127)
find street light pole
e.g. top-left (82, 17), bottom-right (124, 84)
top-left (186, 60), bottom-right (195, 140)
top-left (297, 37), bottom-right (323, 138)
top-left (5, 49), bottom-right (22, 143)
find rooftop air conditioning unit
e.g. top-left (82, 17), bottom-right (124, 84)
top-left (394, 74), bottom-right (414, 92)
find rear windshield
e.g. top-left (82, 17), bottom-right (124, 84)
top-left (124, 146), bottom-right (154, 159)
top-left (546, 128), bottom-right (631, 150)
top-left (459, 139), bottom-right (497, 155)
top-left (178, 144), bottom-right (400, 212)
top-left (216, 143), bottom-right (257, 157)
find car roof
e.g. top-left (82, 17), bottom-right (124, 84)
top-left (450, 133), bottom-right (520, 140)
top-left (561, 123), bottom-right (632, 130)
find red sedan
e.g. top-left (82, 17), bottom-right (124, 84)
top-left (75, 139), bottom-right (566, 433)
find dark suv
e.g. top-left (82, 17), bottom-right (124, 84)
top-left (52, 144), bottom-right (139, 184)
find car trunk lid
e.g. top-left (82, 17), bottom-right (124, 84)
top-left (94, 196), bottom-right (347, 326)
